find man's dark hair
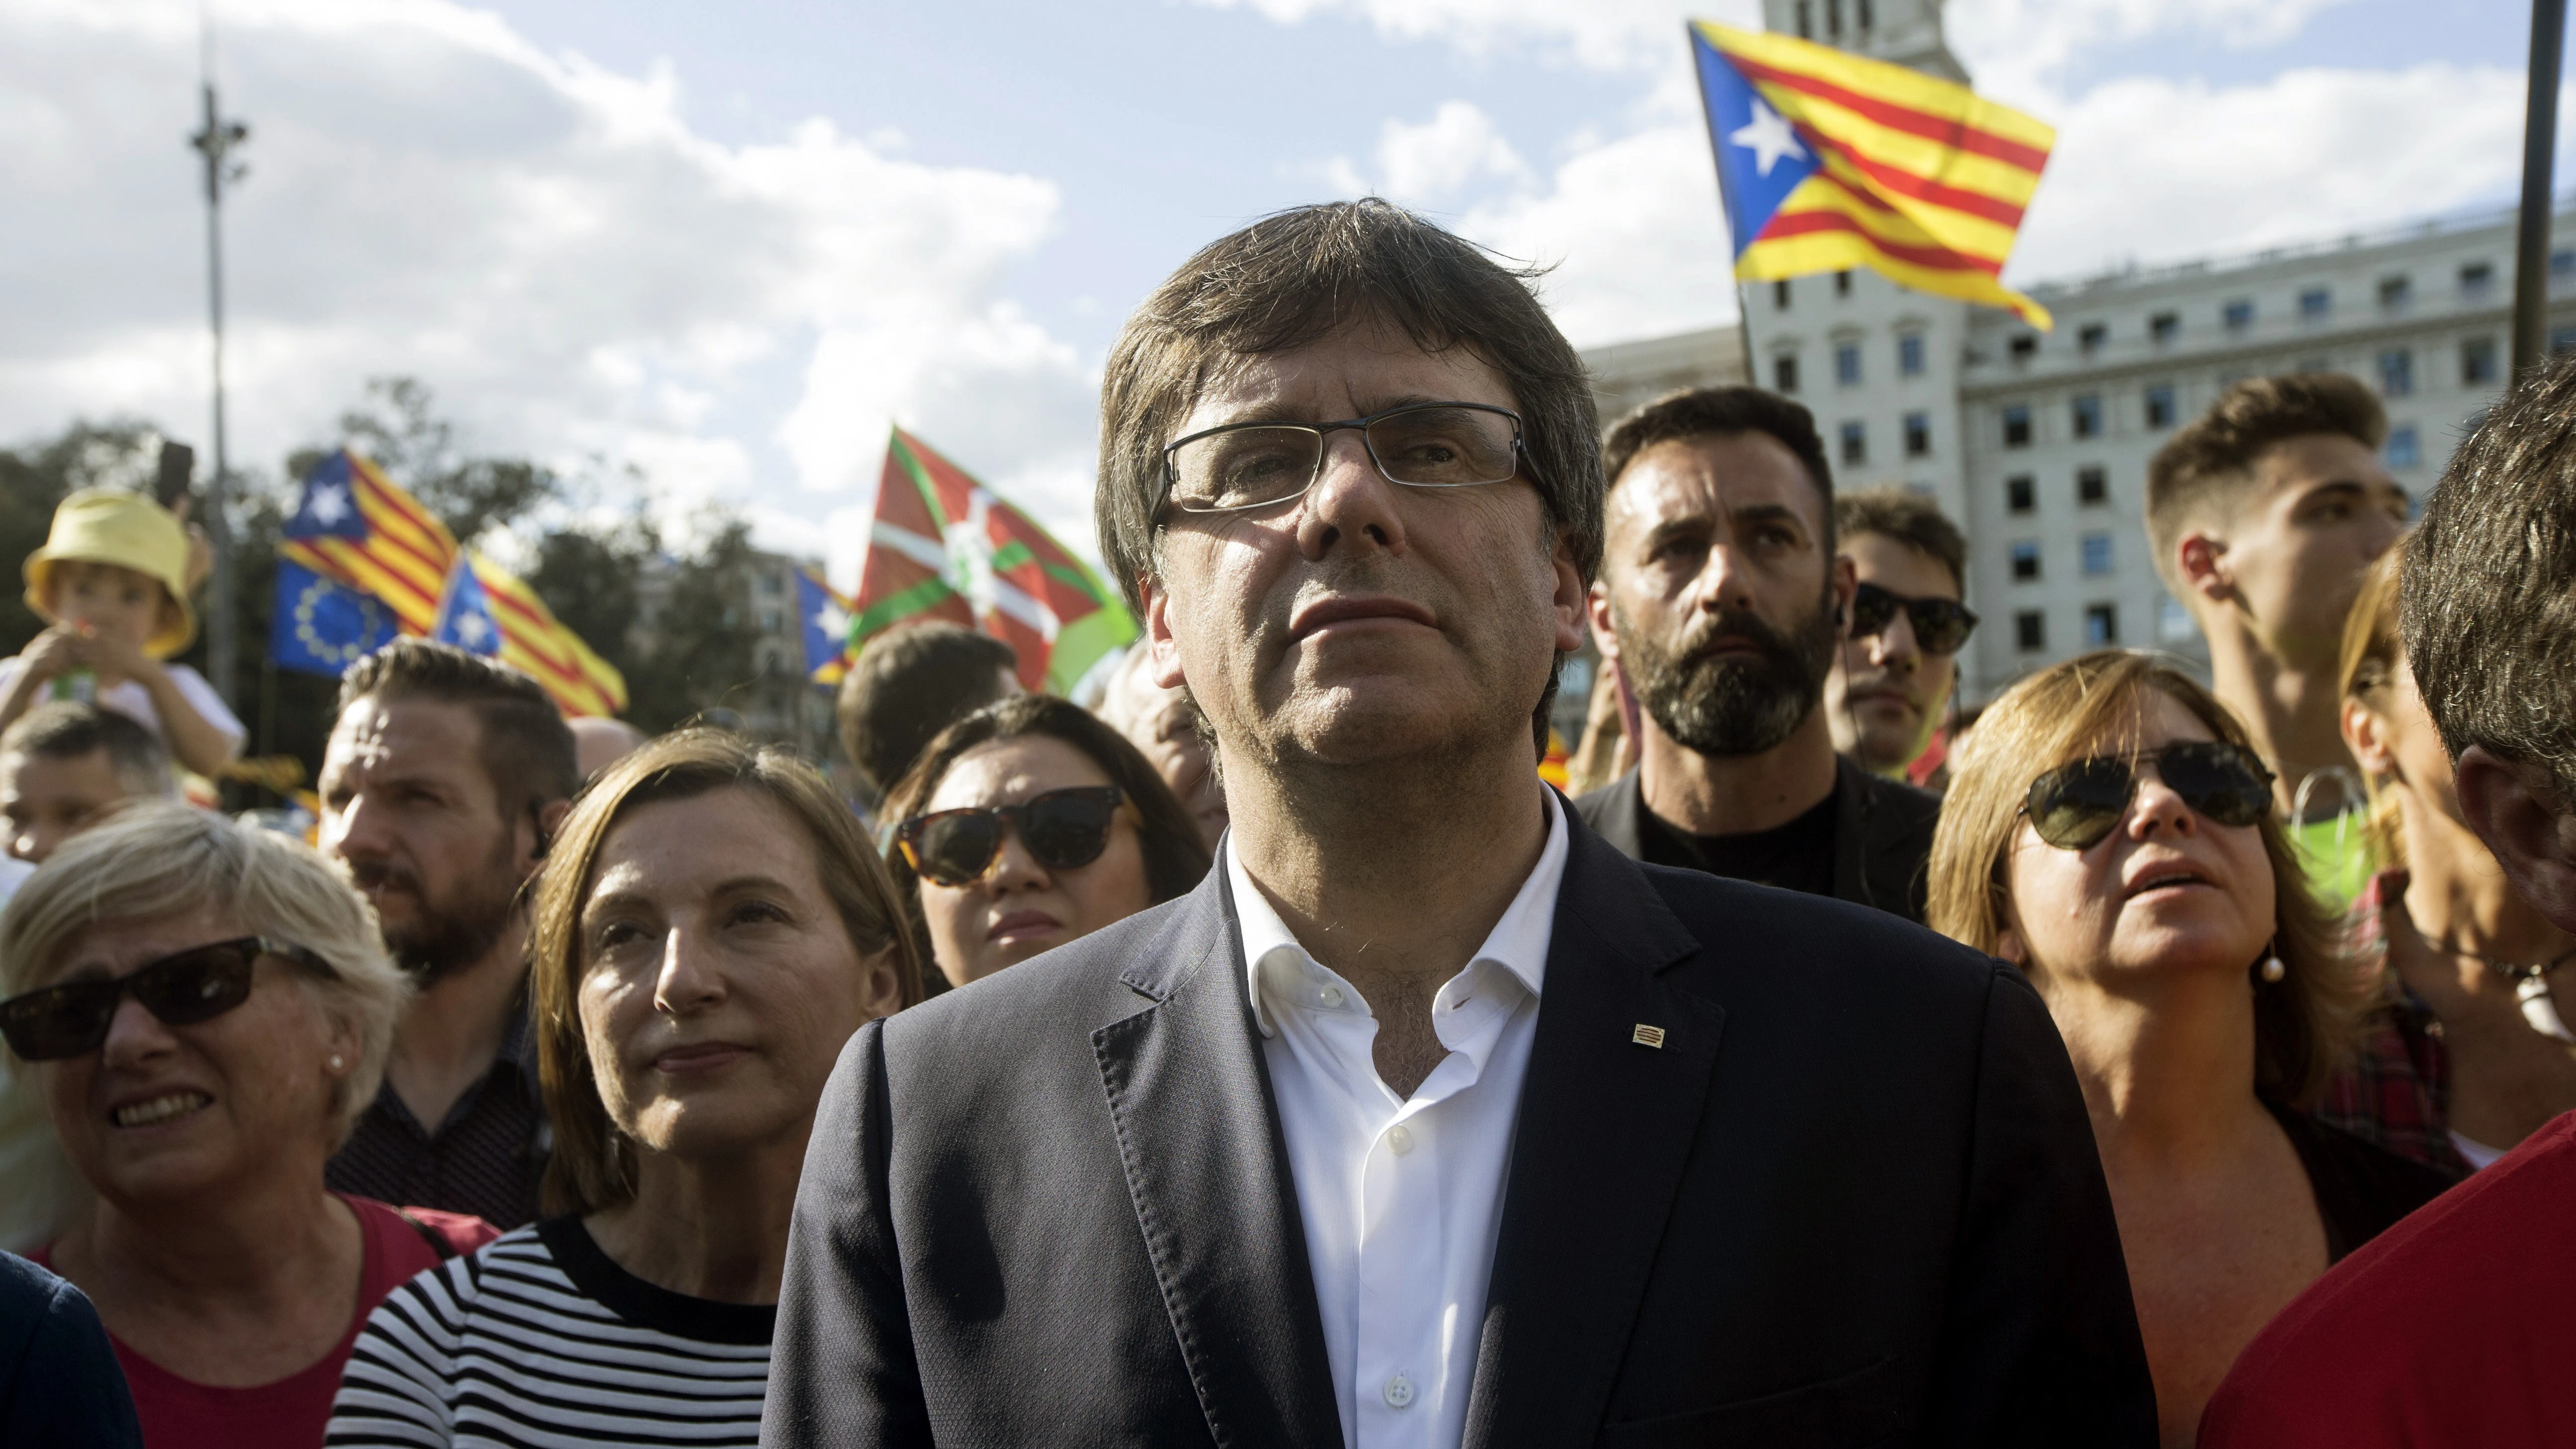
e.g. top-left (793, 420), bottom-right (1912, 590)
top-left (1095, 198), bottom-right (1604, 612)
top-left (0, 703), bottom-right (173, 799)
top-left (337, 639), bottom-right (579, 819)
top-left (835, 623), bottom-right (1020, 793)
top-left (2403, 352), bottom-right (2576, 807)
top-left (1835, 487), bottom-right (1966, 594)
top-left (1602, 387), bottom-right (1837, 554)
top-left (2146, 373), bottom-right (2388, 594)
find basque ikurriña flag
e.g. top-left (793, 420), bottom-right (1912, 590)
top-left (1690, 21), bottom-right (2056, 326)
top-left (849, 428), bottom-right (1135, 696)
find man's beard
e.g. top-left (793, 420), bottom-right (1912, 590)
top-left (1618, 587), bottom-right (1839, 758)
top-left (350, 835), bottom-right (525, 988)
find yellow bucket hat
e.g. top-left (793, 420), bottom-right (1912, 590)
top-left (23, 489), bottom-right (196, 658)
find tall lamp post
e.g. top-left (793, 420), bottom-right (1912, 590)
top-left (188, 67), bottom-right (247, 709)
top-left (2512, 0), bottom-right (2569, 378)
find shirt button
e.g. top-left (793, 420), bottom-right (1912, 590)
top-left (1320, 986), bottom-right (1345, 1007)
top-left (1383, 1374), bottom-right (1416, 1409)
top-left (1386, 1125), bottom-right (1414, 1156)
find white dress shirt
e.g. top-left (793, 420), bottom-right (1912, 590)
top-left (1229, 790), bottom-right (1568, 1449)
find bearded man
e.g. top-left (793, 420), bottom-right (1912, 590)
top-left (319, 639), bottom-right (576, 1228)
top-left (1578, 387), bottom-right (1941, 923)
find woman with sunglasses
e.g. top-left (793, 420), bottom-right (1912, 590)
top-left (2320, 540), bottom-right (2576, 1173)
top-left (886, 694), bottom-right (1212, 994)
top-left (1928, 650), bottom-right (2450, 1447)
top-left (0, 800), bottom-right (492, 1449)
top-left (326, 730), bottom-right (914, 1446)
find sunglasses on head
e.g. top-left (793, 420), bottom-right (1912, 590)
top-left (1848, 581), bottom-right (1978, 655)
top-left (896, 786), bottom-right (1126, 888)
top-left (2022, 741), bottom-right (2276, 851)
top-left (0, 936), bottom-right (329, 1062)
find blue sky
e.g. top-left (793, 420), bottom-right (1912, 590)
top-left (0, 0), bottom-right (2561, 578)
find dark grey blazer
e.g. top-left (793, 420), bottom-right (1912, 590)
top-left (764, 812), bottom-right (2155, 1448)
top-left (1575, 757), bottom-right (1943, 924)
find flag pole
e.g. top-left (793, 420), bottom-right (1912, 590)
top-left (2512, 0), bottom-right (2568, 378)
top-left (1688, 25), bottom-right (1764, 392)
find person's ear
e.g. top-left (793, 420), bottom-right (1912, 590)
top-left (1142, 577), bottom-right (1188, 692)
top-left (1830, 553), bottom-right (1858, 638)
top-left (2177, 532), bottom-right (2233, 608)
top-left (2454, 746), bottom-right (2576, 933)
top-left (858, 945), bottom-right (907, 1021)
top-left (1549, 534), bottom-right (1586, 655)
top-left (1993, 922), bottom-right (2029, 967)
top-left (1585, 580), bottom-right (1620, 666)
top-left (528, 797), bottom-right (572, 864)
top-left (2341, 697), bottom-right (2397, 779)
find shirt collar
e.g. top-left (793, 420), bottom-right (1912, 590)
top-left (1232, 789), bottom-right (1568, 1037)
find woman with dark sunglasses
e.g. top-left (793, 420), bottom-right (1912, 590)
top-left (884, 695), bottom-right (1211, 995)
top-left (0, 800), bottom-right (494, 1449)
top-left (1928, 650), bottom-right (2450, 1448)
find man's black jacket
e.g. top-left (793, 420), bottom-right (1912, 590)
top-left (764, 811), bottom-right (2155, 1448)
top-left (1575, 757), bottom-right (1942, 924)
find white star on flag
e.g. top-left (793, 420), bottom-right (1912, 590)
top-left (456, 612), bottom-right (493, 648)
top-left (812, 600), bottom-right (849, 639)
top-left (308, 484), bottom-right (351, 527)
top-left (1729, 97), bottom-right (1808, 178)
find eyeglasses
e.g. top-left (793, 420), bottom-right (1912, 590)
top-left (896, 786), bottom-right (1126, 887)
top-left (1848, 581), bottom-right (1978, 655)
top-left (1160, 402), bottom-right (1530, 515)
top-left (2023, 741), bottom-right (2276, 850)
top-left (0, 937), bottom-right (329, 1062)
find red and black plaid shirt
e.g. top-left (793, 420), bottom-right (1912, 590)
top-left (2311, 871), bottom-right (2473, 1181)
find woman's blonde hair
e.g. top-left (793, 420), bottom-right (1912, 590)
top-left (530, 728), bottom-right (921, 1215)
top-left (1926, 650), bottom-right (2360, 1104)
top-left (2336, 536), bottom-right (2413, 873)
top-left (0, 799), bottom-right (411, 1143)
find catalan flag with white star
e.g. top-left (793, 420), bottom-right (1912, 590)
top-left (1690, 20), bottom-right (2055, 327)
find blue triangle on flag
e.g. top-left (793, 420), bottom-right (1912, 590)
top-left (1693, 30), bottom-right (1822, 259)
top-left (431, 560), bottom-right (503, 657)
top-left (286, 452), bottom-right (372, 542)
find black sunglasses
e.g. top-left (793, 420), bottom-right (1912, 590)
top-left (1848, 581), bottom-right (1978, 655)
top-left (0, 936), bottom-right (329, 1062)
top-left (896, 786), bottom-right (1126, 887)
top-left (2023, 741), bottom-right (2276, 850)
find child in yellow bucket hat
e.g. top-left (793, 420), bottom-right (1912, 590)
top-left (0, 489), bottom-right (244, 775)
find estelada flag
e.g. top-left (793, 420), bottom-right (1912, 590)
top-left (1690, 21), bottom-right (2056, 327)
top-left (284, 449), bottom-right (627, 717)
top-left (849, 427), bottom-right (1135, 696)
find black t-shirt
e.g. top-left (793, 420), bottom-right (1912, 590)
top-left (1636, 784), bottom-right (1840, 897)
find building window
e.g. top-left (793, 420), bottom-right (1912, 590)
top-left (2299, 286), bottom-right (2332, 321)
top-left (2079, 322), bottom-right (2107, 355)
top-left (2460, 261), bottom-right (2495, 299)
top-left (2015, 610), bottom-right (2046, 652)
top-left (1827, 0), bottom-right (1843, 39)
top-left (2006, 474), bottom-right (2035, 513)
top-left (2072, 394), bottom-right (2102, 438)
top-left (1904, 411), bottom-right (1932, 457)
top-left (1898, 332), bottom-right (1925, 376)
top-left (2380, 274), bottom-right (2412, 311)
top-left (1773, 279), bottom-right (1793, 311)
top-left (1773, 354), bottom-right (1800, 394)
top-left (1840, 421), bottom-right (1867, 465)
top-left (2223, 299), bottom-right (2254, 331)
top-left (2077, 465), bottom-right (2108, 505)
top-left (2145, 383), bottom-right (2177, 429)
top-left (2003, 405), bottom-right (2032, 448)
top-left (2379, 348), bottom-right (2415, 398)
top-left (1795, 0), bottom-right (1813, 38)
top-left (2555, 325), bottom-right (2576, 355)
top-left (2010, 333), bottom-right (2038, 362)
top-left (2462, 335), bottom-right (2499, 386)
top-left (2011, 541), bottom-right (2041, 582)
top-left (2149, 312), bottom-right (2179, 345)
top-left (2081, 533), bottom-right (2114, 576)
top-left (2158, 596), bottom-right (2197, 644)
top-left (1835, 269), bottom-right (1853, 297)
top-left (1857, 0), bottom-right (1875, 27)
top-left (2387, 425), bottom-right (2421, 470)
top-left (1836, 342), bottom-right (1862, 386)
top-left (2555, 248), bottom-right (2576, 279)
top-left (2085, 604), bottom-right (2120, 646)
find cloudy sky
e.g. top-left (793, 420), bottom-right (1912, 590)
top-left (0, 0), bottom-right (2556, 582)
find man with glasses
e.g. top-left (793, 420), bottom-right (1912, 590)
top-left (1824, 488), bottom-right (1975, 787)
top-left (1576, 388), bottom-right (1944, 923)
top-left (768, 201), bottom-right (2153, 1448)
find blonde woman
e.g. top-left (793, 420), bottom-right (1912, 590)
top-left (0, 800), bottom-right (489, 1449)
top-left (1929, 650), bottom-right (2451, 1447)
top-left (2319, 539), bottom-right (2576, 1172)
top-left (328, 730), bottom-right (914, 1447)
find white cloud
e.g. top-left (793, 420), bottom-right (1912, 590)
top-left (1313, 99), bottom-right (1532, 205)
top-left (0, 0), bottom-right (1092, 578)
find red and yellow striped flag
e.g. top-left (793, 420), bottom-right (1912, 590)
top-left (1691, 21), bottom-right (2056, 327)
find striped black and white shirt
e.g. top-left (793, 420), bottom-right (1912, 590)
top-left (324, 1216), bottom-right (773, 1447)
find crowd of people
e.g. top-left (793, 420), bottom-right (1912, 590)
top-left (1, 197), bottom-right (2573, 1448)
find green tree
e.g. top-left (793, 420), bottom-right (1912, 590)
top-left (284, 376), bottom-right (559, 546)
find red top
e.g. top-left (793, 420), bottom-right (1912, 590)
top-left (2200, 1110), bottom-right (2576, 1447)
top-left (35, 1195), bottom-right (497, 1449)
